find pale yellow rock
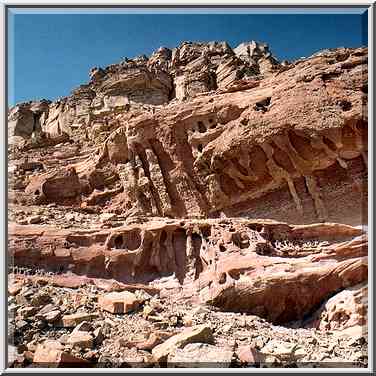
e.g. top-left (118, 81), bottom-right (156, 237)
top-left (98, 291), bottom-right (141, 314)
top-left (60, 312), bottom-right (98, 328)
top-left (67, 331), bottom-right (93, 349)
top-left (152, 324), bottom-right (214, 362)
top-left (33, 340), bottom-right (89, 365)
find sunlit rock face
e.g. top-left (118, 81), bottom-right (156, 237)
top-left (8, 41), bottom-right (368, 348)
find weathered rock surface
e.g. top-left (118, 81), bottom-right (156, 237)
top-left (98, 291), bottom-right (141, 314)
top-left (33, 340), bottom-right (90, 366)
top-left (152, 324), bottom-right (214, 362)
top-left (7, 40), bottom-right (368, 368)
top-left (236, 345), bottom-right (265, 365)
top-left (307, 283), bottom-right (368, 331)
top-left (67, 330), bottom-right (94, 349)
top-left (60, 312), bottom-right (98, 328)
top-left (10, 45), bottom-right (367, 225)
top-left (167, 343), bottom-right (234, 367)
top-left (8, 218), bottom-right (367, 325)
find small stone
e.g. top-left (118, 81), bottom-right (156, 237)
top-left (348, 333), bottom-right (367, 346)
top-left (190, 306), bottom-right (208, 316)
top-left (18, 306), bottom-right (38, 318)
top-left (72, 321), bottom-right (93, 333)
top-left (134, 289), bottom-right (152, 302)
top-left (8, 282), bottom-right (23, 296)
top-left (183, 315), bottom-right (193, 326)
top-left (30, 292), bottom-right (52, 307)
top-left (152, 324), bottom-right (214, 362)
top-left (36, 303), bottom-right (55, 316)
top-left (308, 337), bottom-right (318, 345)
top-left (43, 310), bottom-right (62, 323)
top-left (8, 296), bottom-right (16, 305)
top-left (142, 304), bottom-right (154, 318)
top-left (16, 320), bottom-right (29, 330)
top-left (15, 295), bottom-right (28, 306)
top-left (59, 334), bottom-right (69, 345)
top-left (27, 215), bottom-right (41, 224)
top-left (236, 345), bottom-right (265, 365)
top-left (261, 340), bottom-right (307, 361)
top-left (65, 213), bottom-right (76, 221)
top-left (67, 331), bottom-right (93, 349)
top-left (221, 323), bottom-right (233, 334)
top-left (134, 333), bottom-right (163, 351)
top-left (83, 350), bottom-right (98, 360)
top-left (121, 355), bottom-right (145, 367)
top-left (93, 327), bottom-right (104, 345)
top-left (34, 320), bottom-right (48, 329)
top-left (34, 277), bottom-right (49, 286)
top-left (255, 338), bottom-right (265, 349)
top-left (59, 312), bottom-right (98, 328)
top-left (23, 350), bottom-right (34, 362)
top-left (26, 340), bottom-right (38, 352)
top-left (20, 287), bottom-right (34, 298)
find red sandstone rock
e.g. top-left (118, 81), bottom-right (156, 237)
top-left (152, 324), bottom-right (214, 362)
top-left (8, 281), bottom-right (23, 296)
top-left (236, 345), bottom-right (265, 364)
top-left (7, 43), bottom-right (369, 354)
top-left (308, 283), bottom-right (368, 331)
top-left (67, 331), bottom-right (94, 349)
top-left (8, 218), bottom-right (367, 324)
top-left (9, 46), bottom-right (367, 224)
top-left (59, 312), bottom-right (98, 328)
top-left (33, 340), bottom-right (90, 366)
top-left (98, 291), bottom-right (141, 314)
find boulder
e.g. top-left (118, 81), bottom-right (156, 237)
top-left (98, 291), bottom-right (141, 314)
top-left (236, 345), bottom-right (265, 365)
top-left (309, 283), bottom-right (368, 331)
top-left (67, 331), bottom-right (93, 349)
top-left (33, 340), bottom-right (90, 366)
top-left (18, 306), bottom-right (38, 318)
top-left (152, 324), bottom-right (214, 362)
top-left (8, 282), bottom-right (23, 296)
top-left (59, 312), bottom-right (98, 328)
top-left (25, 166), bottom-right (81, 204)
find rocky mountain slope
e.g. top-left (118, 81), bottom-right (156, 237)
top-left (8, 40), bottom-right (368, 368)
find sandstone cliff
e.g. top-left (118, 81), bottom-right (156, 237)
top-left (8, 40), bottom-right (368, 368)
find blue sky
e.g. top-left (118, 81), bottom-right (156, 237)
top-left (8, 9), bottom-right (368, 106)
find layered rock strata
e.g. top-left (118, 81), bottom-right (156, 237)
top-left (8, 41), bottom-right (368, 366)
